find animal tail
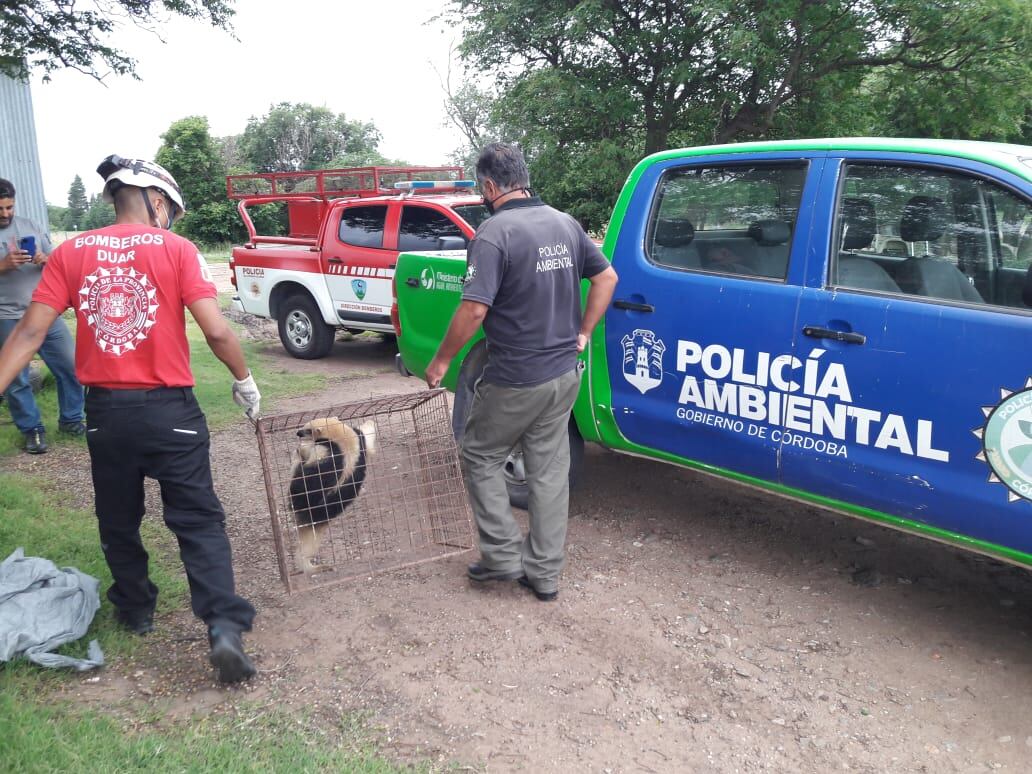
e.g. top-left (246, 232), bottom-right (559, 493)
top-left (357, 419), bottom-right (377, 455)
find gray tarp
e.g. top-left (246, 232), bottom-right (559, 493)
top-left (0, 547), bottom-right (104, 671)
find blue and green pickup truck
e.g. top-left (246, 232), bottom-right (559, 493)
top-left (393, 138), bottom-right (1032, 568)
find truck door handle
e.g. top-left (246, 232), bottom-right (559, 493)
top-left (613, 299), bottom-right (655, 313)
top-left (327, 257), bottom-right (343, 264)
top-left (405, 278), bottom-right (419, 287)
top-left (802, 326), bottom-right (866, 345)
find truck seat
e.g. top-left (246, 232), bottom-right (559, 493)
top-left (651, 217), bottom-right (701, 269)
top-left (895, 196), bottom-right (982, 303)
top-left (746, 219), bottom-right (792, 279)
top-left (837, 256), bottom-right (902, 293)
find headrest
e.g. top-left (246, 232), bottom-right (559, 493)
top-left (900, 196), bottom-right (948, 242)
top-left (653, 217), bottom-right (695, 248)
top-left (748, 219), bottom-right (791, 246)
top-left (839, 197), bottom-right (876, 251)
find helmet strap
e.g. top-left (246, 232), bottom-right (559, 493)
top-left (140, 187), bottom-right (171, 230)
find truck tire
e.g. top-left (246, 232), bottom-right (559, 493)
top-left (452, 343), bottom-right (584, 510)
top-left (278, 294), bottom-right (335, 359)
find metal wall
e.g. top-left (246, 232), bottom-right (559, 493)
top-left (0, 72), bottom-right (50, 236)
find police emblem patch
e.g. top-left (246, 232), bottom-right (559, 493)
top-left (620, 328), bottom-right (666, 395)
top-left (78, 266), bottom-right (159, 356)
top-left (351, 279), bottom-right (367, 300)
top-left (974, 378), bottom-right (1032, 503)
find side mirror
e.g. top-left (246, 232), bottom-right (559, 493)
top-left (437, 236), bottom-right (467, 251)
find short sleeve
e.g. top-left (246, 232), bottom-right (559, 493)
top-left (462, 236), bottom-right (505, 306)
top-left (31, 243), bottom-right (72, 312)
top-left (179, 241), bottom-right (218, 305)
top-left (578, 228), bottom-right (610, 279)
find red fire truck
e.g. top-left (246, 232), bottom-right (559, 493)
top-left (227, 166), bottom-right (487, 359)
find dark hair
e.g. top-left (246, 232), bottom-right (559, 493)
top-left (475, 143), bottom-right (530, 191)
top-left (0, 178), bottom-right (15, 199)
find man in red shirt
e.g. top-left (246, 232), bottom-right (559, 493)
top-left (0, 156), bottom-right (262, 683)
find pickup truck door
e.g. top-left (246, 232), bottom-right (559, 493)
top-left (322, 203), bottom-right (395, 326)
top-left (782, 152), bottom-right (1032, 554)
top-left (604, 153), bottom-right (826, 484)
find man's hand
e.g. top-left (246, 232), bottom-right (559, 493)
top-left (1, 248), bottom-right (31, 273)
top-left (232, 371), bottom-right (262, 419)
top-left (576, 333), bottom-right (589, 352)
top-left (425, 356), bottom-right (449, 389)
top-left (32, 251), bottom-right (49, 265)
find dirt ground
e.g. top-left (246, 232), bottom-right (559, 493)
top-left (18, 317), bottom-right (1032, 772)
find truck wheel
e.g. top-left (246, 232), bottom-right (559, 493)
top-left (278, 294), bottom-right (335, 359)
top-left (452, 343), bottom-right (584, 510)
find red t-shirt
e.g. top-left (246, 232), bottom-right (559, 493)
top-left (33, 224), bottom-right (218, 389)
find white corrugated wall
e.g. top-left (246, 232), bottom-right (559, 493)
top-left (0, 72), bottom-right (50, 236)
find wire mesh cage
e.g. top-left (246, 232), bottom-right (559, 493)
top-left (255, 389), bottom-right (475, 593)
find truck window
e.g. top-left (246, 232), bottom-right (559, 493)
top-left (831, 164), bottom-right (1032, 310)
top-left (339, 205), bottom-right (388, 248)
top-left (452, 204), bottom-right (490, 231)
top-left (646, 163), bottom-right (806, 280)
top-left (398, 206), bottom-right (467, 252)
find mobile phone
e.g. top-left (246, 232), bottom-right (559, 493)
top-left (17, 236), bottom-right (36, 257)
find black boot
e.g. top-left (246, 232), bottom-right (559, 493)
top-left (208, 626), bottom-right (256, 683)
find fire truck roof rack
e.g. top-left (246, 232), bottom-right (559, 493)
top-left (226, 165), bottom-right (467, 201)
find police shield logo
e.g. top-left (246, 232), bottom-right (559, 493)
top-left (351, 279), bottom-right (367, 300)
top-left (975, 379), bottom-right (1032, 503)
top-left (621, 329), bottom-right (666, 394)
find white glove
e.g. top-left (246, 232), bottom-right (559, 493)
top-left (232, 371), bottom-right (261, 419)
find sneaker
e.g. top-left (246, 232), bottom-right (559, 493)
top-left (23, 428), bottom-right (47, 454)
top-left (59, 421), bottom-right (87, 436)
top-left (209, 627), bottom-right (257, 684)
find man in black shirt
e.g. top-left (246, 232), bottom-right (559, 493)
top-left (426, 143), bottom-right (617, 601)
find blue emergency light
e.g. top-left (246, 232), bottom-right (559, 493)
top-left (394, 180), bottom-right (477, 190)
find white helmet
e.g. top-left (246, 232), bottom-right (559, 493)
top-left (97, 155), bottom-right (186, 220)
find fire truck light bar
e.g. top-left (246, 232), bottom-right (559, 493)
top-left (394, 180), bottom-right (477, 190)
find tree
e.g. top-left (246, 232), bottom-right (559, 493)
top-left (449, 0), bottom-right (1032, 230)
top-left (1, 1), bottom-right (233, 81)
top-left (238, 103), bottom-right (383, 172)
top-left (82, 194), bottom-right (115, 230)
top-left (47, 203), bottom-right (68, 232)
top-left (155, 116), bottom-right (239, 244)
top-left (65, 175), bottom-right (87, 230)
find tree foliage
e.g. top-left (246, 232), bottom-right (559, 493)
top-left (65, 175), bottom-right (87, 230)
top-left (449, 0), bottom-right (1032, 229)
top-left (155, 116), bottom-right (238, 244)
top-left (238, 103), bottom-right (383, 173)
top-left (82, 194), bottom-right (115, 231)
top-left (0, 0), bottom-right (234, 81)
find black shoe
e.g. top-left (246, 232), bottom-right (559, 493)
top-left (467, 563), bottom-right (523, 583)
top-left (23, 428), bottom-right (47, 454)
top-left (59, 421), bottom-right (87, 436)
top-left (518, 575), bottom-right (558, 602)
top-left (116, 609), bottom-right (154, 635)
top-left (209, 628), bottom-right (257, 684)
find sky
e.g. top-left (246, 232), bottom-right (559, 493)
top-left (29, 0), bottom-right (468, 204)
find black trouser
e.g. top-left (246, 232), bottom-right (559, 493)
top-left (85, 386), bottom-right (255, 633)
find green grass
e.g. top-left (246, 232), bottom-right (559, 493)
top-left (0, 683), bottom-right (413, 773)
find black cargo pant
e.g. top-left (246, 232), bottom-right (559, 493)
top-left (85, 386), bottom-right (255, 634)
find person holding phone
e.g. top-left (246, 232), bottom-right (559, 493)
top-left (0, 177), bottom-right (85, 453)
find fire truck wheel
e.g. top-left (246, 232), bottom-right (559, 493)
top-left (278, 294), bottom-right (335, 359)
top-left (452, 342), bottom-right (584, 510)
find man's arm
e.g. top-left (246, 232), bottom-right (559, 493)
top-left (424, 300), bottom-right (489, 388)
top-left (187, 297), bottom-right (249, 380)
top-left (0, 303), bottom-right (61, 392)
top-left (577, 266), bottom-right (618, 352)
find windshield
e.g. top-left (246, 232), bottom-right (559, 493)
top-left (453, 204), bottom-right (490, 231)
